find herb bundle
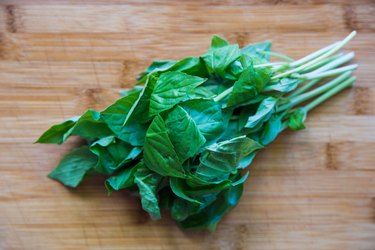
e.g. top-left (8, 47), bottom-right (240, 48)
top-left (37, 31), bottom-right (357, 231)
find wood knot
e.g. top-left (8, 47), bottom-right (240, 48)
top-left (343, 5), bottom-right (358, 31)
top-left (353, 87), bottom-right (373, 115)
top-left (326, 142), bottom-right (339, 170)
top-left (5, 5), bottom-right (17, 33)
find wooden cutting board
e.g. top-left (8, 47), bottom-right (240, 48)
top-left (0, 1), bottom-right (374, 249)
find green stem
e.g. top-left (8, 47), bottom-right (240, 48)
top-left (289, 42), bottom-right (339, 68)
top-left (311, 52), bottom-right (355, 74)
top-left (300, 53), bottom-right (343, 73)
top-left (258, 51), bottom-right (294, 62)
top-left (298, 64), bottom-right (357, 80)
top-left (213, 87), bottom-right (233, 102)
top-left (254, 62), bottom-right (288, 68)
top-left (272, 31), bottom-right (357, 80)
top-left (288, 78), bottom-right (321, 97)
top-left (278, 71), bottom-right (352, 112)
top-left (304, 77), bottom-right (356, 112)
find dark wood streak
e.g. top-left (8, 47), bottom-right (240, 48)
top-left (343, 4), bottom-right (358, 31)
top-left (5, 5), bottom-right (17, 33)
top-left (353, 87), bottom-right (372, 115)
top-left (326, 142), bottom-right (338, 170)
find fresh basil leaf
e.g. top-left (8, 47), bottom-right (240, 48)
top-left (137, 60), bottom-right (177, 84)
top-left (101, 90), bottom-right (147, 146)
top-left (165, 106), bottom-right (206, 162)
top-left (227, 64), bottom-right (271, 107)
top-left (134, 165), bottom-right (163, 220)
top-left (143, 115), bottom-right (185, 178)
top-left (202, 44), bottom-right (242, 77)
top-left (244, 97), bottom-right (277, 128)
top-left (196, 136), bottom-right (262, 181)
top-left (70, 110), bottom-right (112, 141)
top-left (260, 114), bottom-right (285, 145)
top-left (209, 35), bottom-right (230, 50)
top-left (168, 57), bottom-right (208, 78)
top-left (36, 119), bottom-right (76, 144)
top-left (105, 162), bottom-right (141, 194)
top-left (177, 183), bottom-right (243, 231)
top-left (170, 177), bottom-right (202, 204)
top-left (149, 71), bottom-right (206, 117)
top-left (119, 86), bottom-right (144, 97)
top-left (179, 99), bottom-right (225, 144)
top-left (90, 136), bottom-right (142, 175)
top-left (36, 109), bottom-right (112, 144)
top-left (48, 146), bottom-right (97, 188)
top-left (124, 73), bottom-right (159, 125)
top-left (264, 78), bottom-right (300, 93)
top-left (288, 108), bottom-right (307, 130)
top-left (242, 40), bottom-right (272, 61)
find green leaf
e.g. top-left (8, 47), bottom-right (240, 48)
top-left (202, 44), bottom-right (242, 77)
top-left (227, 64), bottom-right (271, 107)
top-left (90, 136), bottom-right (142, 175)
top-left (36, 109), bottom-right (112, 144)
top-left (167, 57), bottom-right (208, 78)
top-left (288, 108), bottom-right (307, 130)
top-left (177, 183), bottom-right (243, 231)
top-left (36, 119), bottom-right (77, 144)
top-left (48, 146), bottom-right (98, 188)
top-left (105, 162), bottom-right (141, 194)
top-left (242, 41), bottom-right (272, 61)
top-left (137, 60), bottom-right (176, 84)
top-left (134, 165), bottom-right (163, 220)
top-left (124, 73), bottom-right (159, 125)
top-left (165, 106), bottom-right (206, 162)
top-left (71, 110), bottom-right (113, 141)
top-left (119, 86), bottom-right (144, 97)
top-left (149, 72), bottom-right (206, 117)
top-left (101, 90), bottom-right (147, 146)
top-left (264, 78), bottom-right (300, 93)
top-left (260, 114), bottom-right (285, 145)
top-left (209, 35), bottom-right (230, 50)
top-left (179, 99), bottom-right (225, 144)
top-left (143, 115), bottom-right (185, 178)
top-left (196, 136), bottom-right (262, 181)
top-left (244, 97), bottom-right (277, 128)
top-left (170, 177), bottom-right (202, 204)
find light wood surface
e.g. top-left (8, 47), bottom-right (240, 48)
top-left (0, 1), bottom-right (374, 249)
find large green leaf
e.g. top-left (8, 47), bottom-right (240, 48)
top-left (242, 40), bottom-right (272, 61)
top-left (124, 73), bottom-right (159, 125)
top-left (196, 136), bottom-right (263, 181)
top-left (179, 99), bottom-right (225, 144)
top-left (134, 165), bottom-right (163, 220)
top-left (149, 72), bottom-right (206, 117)
top-left (202, 44), bottom-right (242, 77)
top-left (36, 119), bottom-right (77, 144)
top-left (105, 162), bottom-right (141, 194)
top-left (90, 136), bottom-right (142, 175)
top-left (177, 183), bottom-right (243, 231)
top-left (244, 97), bottom-right (277, 128)
top-left (165, 106), bottom-right (206, 162)
top-left (70, 110), bottom-right (113, 141)
top-left (260, 114), bottom-right (285, 145)
top-left (36, 110), bottom-right (112, 144)
top-left (101, 90), bottom-right (147, 146)
top-left (143, 115), bottom-right (185, 178)
top-left (227, 63), bottom-right (271, 107)
top-left (48, 146), bottom-right (98, 188)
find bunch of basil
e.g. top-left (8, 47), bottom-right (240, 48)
top-left (37, 33), bottom-right (357, 231)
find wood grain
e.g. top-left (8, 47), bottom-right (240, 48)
top-left (0, 1), bottom-right (374, 249)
